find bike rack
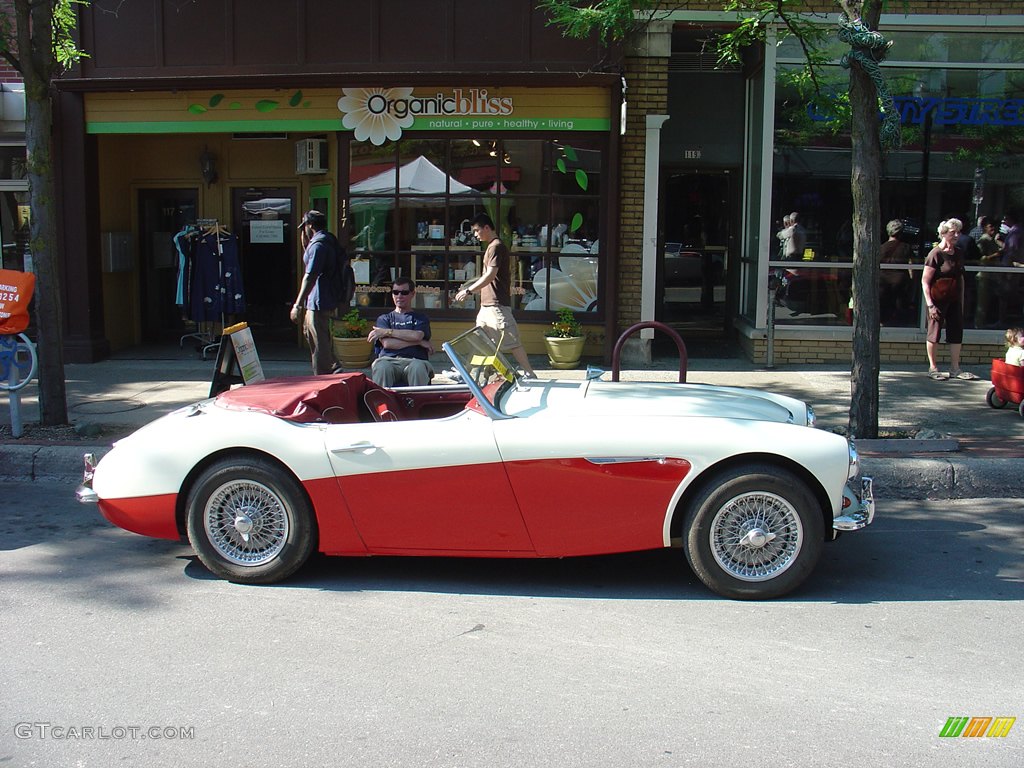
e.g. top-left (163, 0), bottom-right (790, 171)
top-left (610, 321), bottom-right (688, 383)
top-left (1, 332), bottom-right (39, 438)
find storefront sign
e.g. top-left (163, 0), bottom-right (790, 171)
top-left (336, 87), bottom-right (603, 144)
top-left (84, 87), bottom-right (610, 137)
top-left (808, 96), bottom-right (1024, 126)
top-left (249, 220), bottom-right (284, 244)
top-left (894, 96), bottom-right (1023, 126)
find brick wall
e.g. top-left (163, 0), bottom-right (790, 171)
top-left (738, 336), bottom-right (1007, 366)
top-left (617, 55), bottom-right (668, 332)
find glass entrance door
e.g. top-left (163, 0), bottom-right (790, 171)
top-left (660, 171), bottom-right (733, 342)
top-left (232, 187), bottom-right (298, 344)
top-left (137, 188), bottom-right (198, 343)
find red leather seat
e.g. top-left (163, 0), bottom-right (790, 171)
top-left (363, 388), bottom-right (401, 422)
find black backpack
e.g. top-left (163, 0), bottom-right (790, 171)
top-left (339, 254), bottom-right (356, 306)
top-left (324, 233), bottom-right (355, 310)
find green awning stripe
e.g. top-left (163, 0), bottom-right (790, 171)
top-left (87, 117), bottom-right (610, 134)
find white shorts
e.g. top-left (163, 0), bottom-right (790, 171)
top-left (476, 305), bottom-right (523, 351)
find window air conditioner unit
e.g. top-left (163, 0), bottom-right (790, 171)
top-left (295, 138), bottom-right (328, 174)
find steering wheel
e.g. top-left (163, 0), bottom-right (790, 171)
top-left (0, 333), bottom-right (38, 392)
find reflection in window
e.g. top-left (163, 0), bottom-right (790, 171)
top-left (347, 138), bottom-right (603, 313)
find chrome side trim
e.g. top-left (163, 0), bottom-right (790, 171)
top-left (585, 456), bottom-right (668, 465)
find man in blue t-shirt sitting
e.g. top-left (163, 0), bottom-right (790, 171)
top-left (368, 277), bottom-right (434, 387)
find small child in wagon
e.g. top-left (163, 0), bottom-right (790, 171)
top-left (1005, 327), bottom-right (1024, 366)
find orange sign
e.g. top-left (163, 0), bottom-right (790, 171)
top-left (0, 269), bottom-right (35, 335)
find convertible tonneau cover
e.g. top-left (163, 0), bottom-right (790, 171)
top-left (214, 373), bottom-right (375, 424)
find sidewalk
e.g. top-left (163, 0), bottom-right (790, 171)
top-left (2, 343), bottom-right (1019, 497)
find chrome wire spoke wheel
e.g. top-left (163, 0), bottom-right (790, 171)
top-left (709, 491), bottom-right (803, 582)
top-left (203, 480), bottom-right (290, 566)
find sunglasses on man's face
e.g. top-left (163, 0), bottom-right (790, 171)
top-left (392, 289), bottom-right (412, 296)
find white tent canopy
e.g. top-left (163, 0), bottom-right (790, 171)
top-left (350, 155), bottom-right (480, 207)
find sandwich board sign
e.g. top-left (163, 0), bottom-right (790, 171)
top-left (210, 322), bottom-right (265, 397)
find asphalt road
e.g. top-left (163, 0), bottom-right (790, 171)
top-left (1, 483), bottom-right (1021, 768)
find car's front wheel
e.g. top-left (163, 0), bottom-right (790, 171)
top-left (684, 464), bottom-right (824, 600)
top-left (186, 457), bottom-right (316, 584)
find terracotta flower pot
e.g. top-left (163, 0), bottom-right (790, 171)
top-left (544, 336), bottom-right (585, 370)
top-left (333, 337), bottom-right (373, 369)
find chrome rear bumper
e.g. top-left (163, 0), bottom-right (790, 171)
top-left (75, 453), bottom-right (99, 504)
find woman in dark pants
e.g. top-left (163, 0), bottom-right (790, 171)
top-left (921, 219), bottom-right (978, 380)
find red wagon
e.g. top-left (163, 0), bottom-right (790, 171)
top-left (987, 358), bottom-right (1024, 417)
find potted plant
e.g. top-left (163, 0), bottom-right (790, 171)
top-left (543, 307), bottom-right (585, 369)
top-left (331, 308), bottom-right (373, 368)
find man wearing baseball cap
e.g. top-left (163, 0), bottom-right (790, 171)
top-left (290, 210), bottom-right (344, 374)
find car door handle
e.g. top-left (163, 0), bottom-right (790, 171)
top-left (331, 441), bottom-right (380, 454)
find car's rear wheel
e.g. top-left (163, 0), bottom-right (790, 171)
top-left (186, 457), bottom-right (315, 584)
top-left (684, 464), bottom-right (824, 600)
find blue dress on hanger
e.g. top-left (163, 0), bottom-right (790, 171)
top-left (191, 231), bottom-right (245, 322)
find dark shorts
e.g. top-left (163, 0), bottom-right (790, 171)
top-left (926, 302), bottom-right (963, 344)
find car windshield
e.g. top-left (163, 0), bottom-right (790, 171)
top-left (443, 327), bottom-right (521, 412)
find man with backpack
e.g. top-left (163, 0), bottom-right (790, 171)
top-left (290, 210), bottom-right (351, 374)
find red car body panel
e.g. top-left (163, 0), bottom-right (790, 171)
top-left (99, 494), bottom-right (179, 541)
top-left (506, 457), bottom-right (692, 556)
top-left (337, 462), bottom-right (534, 553)
top-left (304, 476), bottom-right (368, 555)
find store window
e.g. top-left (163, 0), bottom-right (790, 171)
top-left (348, 137), bottom-right (603, 315)
top-left (771, 31), bottom-right (1024, 329)
top-left (0, 146), bottom-right (30, 272)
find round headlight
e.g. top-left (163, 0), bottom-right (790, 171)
top-left (848, 440), bottom-right (860, 479)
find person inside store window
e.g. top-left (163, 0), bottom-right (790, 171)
top-left (776, 214), bottom-right (793, 260)
top-left (879, 219), bottom-right (913, 325)
top-left (455, 213), bottom-right (538, 378)
top-left (974, 216), bottom-right (1002, 328)
top-left (787, 212), bottom-right (807, 260)
top-left (368, 278), bottom-right (434, 387)
top-left (994, 211), bottom-right (1024, 325)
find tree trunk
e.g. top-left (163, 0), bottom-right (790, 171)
top-left (20, 0), bottom-right (68, 425)
top-left (846, 1), bottom-right (882, 439)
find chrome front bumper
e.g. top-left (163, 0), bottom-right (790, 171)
top-left (75, 453), bottom-right (99, 504)
top-left (834, 476), bottom-right (875, 531)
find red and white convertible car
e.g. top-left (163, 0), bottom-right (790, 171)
top-left (78, 328), bottom-right (874, 599)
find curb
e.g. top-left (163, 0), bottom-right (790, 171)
top-left (2, 443), bottom-right (1017, 499)
top-left (860, 456), bottom-right (1017, 500)
top-left (0, 444), bottom-right (109, 485)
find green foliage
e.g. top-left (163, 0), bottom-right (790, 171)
top-left (538, 0), bottom-right (651, 44)
top-left (545, 307), bottom-right (583, 338)
top-left (0, 1), bottom-right (88, 75)
top-left (53, 1), bottom-right (88, 69)
top-left (718, 1), bottom-right (832, 77)
top-left (332, 309), bottom-right (372, 339)
top-left (951, 125), bottom-right (1024, 168)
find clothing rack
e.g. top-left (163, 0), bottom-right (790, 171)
top-left (175, 224), bottom-right (215, 352)
top-left (195, 218), bottom-right (228, 359)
